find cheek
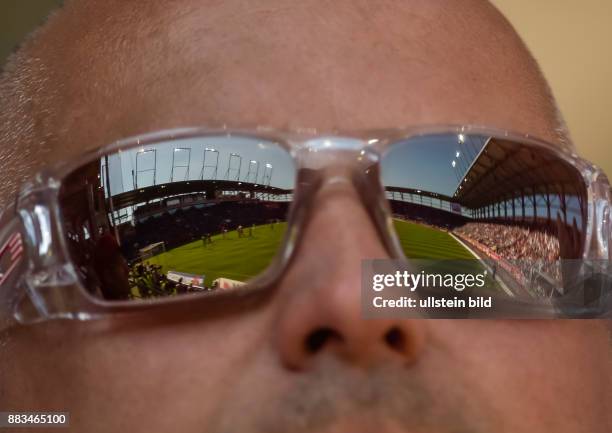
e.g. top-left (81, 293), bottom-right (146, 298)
top-left (0, 308), bottom-right (272, 429)
top-left (431, 320), bottom-right (611, 431)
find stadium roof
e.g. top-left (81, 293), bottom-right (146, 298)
top-left (452, 138), bottom-right (585, 209)
top-left (108, 179), bottom-right (292, 209)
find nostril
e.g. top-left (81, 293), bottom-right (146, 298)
top-left (305, 327), bottom-right (343, 354)
top-left (384, 327), bottom-right (406, 353)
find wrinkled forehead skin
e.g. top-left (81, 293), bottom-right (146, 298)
top-left (0, 0), bottom-right (569, 210)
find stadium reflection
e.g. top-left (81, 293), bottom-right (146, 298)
top-left (59, 136), bottom-right (295, 300)
top-left (58, 132), bottom-right (599, 309)
top-left (382, 134), bottom-right (593, 304)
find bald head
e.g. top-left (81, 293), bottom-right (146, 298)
top-left (0, 0), bottom-right (568, 209)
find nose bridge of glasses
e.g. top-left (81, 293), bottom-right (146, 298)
top-left (294, 136), bottom-right (379, 174)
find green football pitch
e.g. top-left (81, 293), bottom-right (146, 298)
top-left (392, 219), bottom-right (475, 259)
top-left (147, 223), bottom-right (287, 285)
top-left (146, 219), bottom-right (482, 286)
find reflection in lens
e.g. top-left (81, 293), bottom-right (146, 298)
top-left (382, 134), bottom-right (591, 302)
top-left (59, 135), bottom-right (295, 300)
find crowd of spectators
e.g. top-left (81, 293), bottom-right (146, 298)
top-left (389, 200), bottom-right (565, 285)
top-left (128, 262), bottom-right (179, 298)
top-left (453, 221), bottom-right (565, 288)
top-left (128, 262), bottom-right (210, 298)
top-left (453, 222), bottom-right (560, 262)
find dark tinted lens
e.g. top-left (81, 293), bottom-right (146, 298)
top-left (59, 135), bottom-right (295, 300)
top-left (381, 134), bottom-right (592, 302)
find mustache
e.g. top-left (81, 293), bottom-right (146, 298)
top-left (210, 358), bottom-right (494, 433)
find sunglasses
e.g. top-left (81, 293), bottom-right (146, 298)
top-left (0, 125), bottom-right (610, 326)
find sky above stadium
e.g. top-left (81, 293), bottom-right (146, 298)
top-left (103, 134), bottom-right (488, 198)
top-left (381, 134), bottom-right (487, 197)
top-left (104, 136), bottom-right (297, 194)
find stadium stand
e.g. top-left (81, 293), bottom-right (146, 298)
top-left (121, 200), bottom-right (289, 262)
top-left (454, 222), bottom-right (559, 262)
top-left (388, 200), bottom-right (467, 229)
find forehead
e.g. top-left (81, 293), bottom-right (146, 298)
top-left (0, 0), bottom-right (565, 205)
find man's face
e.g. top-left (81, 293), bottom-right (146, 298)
top-left (0, 0), bottom-right (610, 432)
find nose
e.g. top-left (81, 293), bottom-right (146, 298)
top-left (274, 178), bottom-right (427, 370)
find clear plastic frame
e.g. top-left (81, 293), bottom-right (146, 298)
top-left (0, 124), bottom-right (611, 328)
